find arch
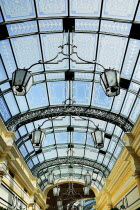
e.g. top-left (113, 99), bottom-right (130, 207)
top-left (6, 105), bottom-right (133, 132)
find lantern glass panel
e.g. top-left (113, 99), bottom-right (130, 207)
top-left (48, 173), bottom-right (54, 184)
top-left (106, 70), bottom-right (116, 86)
top-left (83, 186), bottom-right (89, 195)
top-left (32, 130), bottom-right (41, 145)
top-left (14, 70), bottom-right (26, 86)
top-left (53, 186), bottom-right (60, 196)
top-left (57, 200), bottom-right (62, 207)
top-left (95, 130), bottom-right (103, 144)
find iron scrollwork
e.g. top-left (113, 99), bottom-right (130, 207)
top-left (6, 105), bottom-right (133, 132)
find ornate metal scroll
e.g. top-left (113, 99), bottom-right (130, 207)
top-left (6, 105), bottom-right (133, 132)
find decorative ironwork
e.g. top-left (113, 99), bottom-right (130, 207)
top-left (31, 157), bottom-right (109, 177)
top-left (6, 105), bottom-right (133, 132)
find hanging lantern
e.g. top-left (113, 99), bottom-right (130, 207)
top-left (48, 172), bottom-right (55, 185)
top-left (83, 186), bottom-right (89, 195)
top-left (57, 198), bottom-right (62, 207)
top-left (91, 128), bottom-right (104, 149)
top-left (53, 185), bottom-right (60, 196)
top-left (84, 171), bottom-right (92, 185)
top-left (32, 128), bottom-right (45, 147)
top-left (100, 69), bottom-right (120, 97)
top-left (12, 69), bottom-right (33, 96)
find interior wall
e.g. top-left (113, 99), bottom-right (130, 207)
top-left (95, 116), bottom-right (140, 210)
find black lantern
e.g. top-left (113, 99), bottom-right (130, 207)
top-left (12, 69), bottom-right (33, 96)
top-left (32, 128), bottom-right (45, 147)
top-left (53, 185), bottom-right (60, 196)
top-left (84, 171), bottom-right (92, 185)
top-left (91, 128), bottom-right (104, 149)
top-left (48, 172), bottom-right (55, 185)
top-left (100, 69), bottom-right (120, 97)
top-left (83, 186), bottom-right (89, 195)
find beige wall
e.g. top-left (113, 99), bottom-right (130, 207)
top-left (95, 116), bottom-right (140, 210)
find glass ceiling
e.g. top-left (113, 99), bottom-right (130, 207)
top-left (0, 0), bottom-right (140, 192)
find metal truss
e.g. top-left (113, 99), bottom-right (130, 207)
top-left (31, 157), bottom-right (110, 177)
top-left (6, 105), bottom-right (133, 132)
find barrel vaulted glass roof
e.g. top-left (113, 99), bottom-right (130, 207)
top-left (0, 0), bottom-right (140, 192)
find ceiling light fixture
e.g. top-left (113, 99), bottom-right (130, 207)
top-left (12, 31), bottom-right (120, 97)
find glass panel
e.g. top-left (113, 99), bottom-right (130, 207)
top-left (97, 35), bottom-right (127, 71)
top-left (75, 19), bottom-right (99, 31)
top-left (4, 92), bottom-right (19, 116)
top-left (71, 33), bottom-right (97, 70)
top-left (15, 96), bottom-right (28, 112)
top-left (39, 19), bottom-right (63, 31)
top-left (73, 132), bottom-right (86, 144)
top-left (53, 116), bottom-right (70, 127)
top-left (97, 154), bottom-right (104, 163)
top-left (84, 148), bottom-right (98, 160)
top-left (73, 81), bottom-right (92, 104)
top-left (43, 149), bottom-right (57, 160)
top-left (100, 20), bottom-right (131, 35)
top-left (41, 33), bottom-right (68, 70)
top-left (133, 55), bottom-right (140, 82)
top-left (19, 145), bottom-right (28, 157)
top-left (71, 116), bottom-right (88, 127)
top-left (0, 97), bottom-right (11, 121)
top-left (121, 92), bottom-right (136, 117)
top-left (92, 83), bottom-right (113, 110)
top-left (37, 153), bottom-right (44, 162)
top-left (0, 40), bottom-right (16, 77)
top-left (108, 140), bottom-right (116, 153)
top-left (36, 0), bottom-right (68, 17)
top-left (106, 123), bottom-right (115, 134)
top-left (70, 0), bottom-right (102, 16)
top-left (48, 81), bottom-right (68, 105)
top-left (73, 147), bottom-right (84, 157)
top-left (114, 126), bottom-right (122, 137)
top-left (46, 73), bottom-right (65, 81)
top-left (0, 58), bottom-right (7, 81)
top-left (86, 133), bottom-right (93, 145)
top-left (0, 82), bottom-right (10, 91)
top-left (111, 89), bottom-right (126, 113)
top-left (43, 133), bottom-right (55, 146)
top-left (130, 97), bottom-right (140, 122)
top-left (103, 138), bottom-right (110, 150)
top-left (32, 156), bottom-right (39, 165)
top-left (122, 39), bottom-right (140, 79)
top-left (129, 82), bottom-right (140, 93)
top-left (114, 145), bottom-right (122, 158)
top-left (26, 123), bottom-right (34, 133)
top-left (26, 83), bottom-right (48, 109)
top-left (135, 4), bottom-right (140, 21)
top-left (27, 160), bottom-right (33, 169)
top-left (0, 11), bottom-right (3, 22)
top-left (55, 132), bottom-right (68, 144)
top-left (57, 147), bottom-right (67, 157)
top-left (75, 73), bottom-right (93, 81)
top-left (18, 126), bottom-right (27, 136)
top-left (7, 21), bottom-right (38, 36)
top-left (25, 140), bottom-right (34, 153)
top-left (102, 0), bottom-right (138, 20)
top-left (0, 0), bottom-right (35, 20)
top-left (11, 35), bottom-right (43, 72)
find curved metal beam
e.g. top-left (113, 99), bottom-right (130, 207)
top-left (31, 157), bottom-right (110, 177)
top-left (6, 105), bottom-right (133, 132)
